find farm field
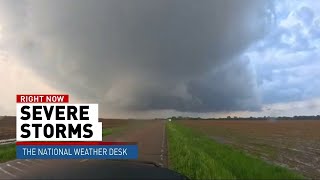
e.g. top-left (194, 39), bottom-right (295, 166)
top-left (1, 116), bottom-right (319, 178)
top-left (167, 122), bottom-right (303, 179)
top-left (0, 116), bottom-right (16, 140)
top-left (177, 120), bottom-right (320, 179)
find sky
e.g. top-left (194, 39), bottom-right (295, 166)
top-left (0, 0), bottom-right (319, 118)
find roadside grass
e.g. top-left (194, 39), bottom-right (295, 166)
top-left (167, 122), bottom-right (304, 180)
top-left (102, 126), bottom-right (126, 137)
top-left (102, 128), bottom-right (113, 137)
top-left (0, 144), bottom-right (16, 163)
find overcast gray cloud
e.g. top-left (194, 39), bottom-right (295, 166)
top-left (1, 0), bottom-right (274, 113)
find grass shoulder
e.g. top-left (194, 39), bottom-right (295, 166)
top-left (102, 128), bottom-right (113, 137)
top-left (167, 122), bottom-right (304, 180)
top-left (0, 144), bottom-right (16, 163)
top-left (102, 126), bottom-right (126, 137)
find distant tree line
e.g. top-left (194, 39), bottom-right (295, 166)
top-left (168, 115), bottom-right (320, 120)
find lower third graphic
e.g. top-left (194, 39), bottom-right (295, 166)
top-left (16, 142), bottom-right (138, 159)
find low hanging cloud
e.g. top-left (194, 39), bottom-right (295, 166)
top-left (1, 0), bottom-right (274, 113)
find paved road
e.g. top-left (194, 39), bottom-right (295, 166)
top-left (104, 120), bottom-right (168, 167)
top-left (0, 120), bottom-right (179, 179)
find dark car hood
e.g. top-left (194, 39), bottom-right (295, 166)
top-left (22, 160), bottom-right (189, 179)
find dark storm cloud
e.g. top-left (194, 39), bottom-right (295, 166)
top-left (9, 0), bottom-right (273, 112)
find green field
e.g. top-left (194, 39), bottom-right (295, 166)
top-left (102, 128), bottom-right (113, 137)
top-left (0, 144), bottom-right (16, 163)
top-left (167, 122), bottom-right (304, 180)
top-left (102, 126), bottom-right (127, 137)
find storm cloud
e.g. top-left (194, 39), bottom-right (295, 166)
top-left (2, 0), bottom-right (274, 113)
